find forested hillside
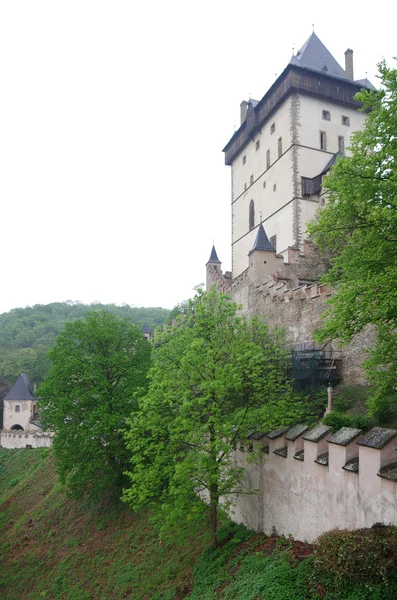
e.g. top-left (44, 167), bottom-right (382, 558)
top-left (0, 302), bottom-right (169, 392)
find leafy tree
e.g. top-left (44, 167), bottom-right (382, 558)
top-left (38, 311), bottom-right (151, 499)
top-left (309, 61), bottom-right (397, 422)
top-left (0, 301), bottom-right (169, 387)
top-left (123, 288), bottom-right (302, 549)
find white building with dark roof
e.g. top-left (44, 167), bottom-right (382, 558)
top-left (223, 32), bottom-right (373, 277)
top-left (1, 374), bottom-right (53, 448)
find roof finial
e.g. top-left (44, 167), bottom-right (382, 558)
top-left (312, 23), bottom-right (315, 33)
top-left (292, 42), bottom-right (295, 56)
top-left (259, 211), bottom-right (262, 223)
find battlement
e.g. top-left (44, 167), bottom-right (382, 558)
top-left (0, 429), bottom-right (54, 449)
top-left (230, 425), bottom-right (397, 542)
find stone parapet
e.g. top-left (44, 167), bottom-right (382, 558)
top-left (0, 429), bottom-right (54, 449)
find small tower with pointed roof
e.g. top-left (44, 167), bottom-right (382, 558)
top-left (248, 222), bottom-right (284, 282)
top-left (206, 245), bottom-right (222, 290)
top-left (2, 374), bottom-right (40, 432)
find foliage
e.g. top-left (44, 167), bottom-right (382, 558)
top-left (322, 410), bottom-right (355, 431)
top-left (308, 61), bottom-right (397, 422)
top-left (314, 527), bottom-right (397, 585)
top-left (38, 311), bottom-right (151, 499)
top-left (0, 301), bottom-right (169, 386)
top-left (123, 287), bottom-right (303, 548)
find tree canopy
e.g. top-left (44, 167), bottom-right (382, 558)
top-left (38, 311), bottom-right (151, 499)
top-left (0, 301), bottom-right (168, 388)
top-left (123, 288), bottom-right (303, 548)
top-left (309, 61), bottom-right (397, 421)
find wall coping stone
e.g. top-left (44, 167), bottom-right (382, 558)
top-left (328, 427), bottom-right (362, 446)
top-left (303, 424), bottom-right (332, 442)
top-left (285, 424), bottom-right (309, 441)
top-left (357, 427), bottom-right (397, 449)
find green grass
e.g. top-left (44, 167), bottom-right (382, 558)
top-left (1, 448), bottom-right (397, 600)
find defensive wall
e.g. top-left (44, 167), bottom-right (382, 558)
top-left (0, 429), bottom-right (54, 449)
top-left (229, 424), bottom-right (397, 542)
top-left (206, 243), bottom-right (376, 386)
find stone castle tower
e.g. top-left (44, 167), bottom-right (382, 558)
top-left (223, 32), bottom-right (374, 277)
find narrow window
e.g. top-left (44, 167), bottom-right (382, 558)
top-left (243, 155), bottom-right (246, 165)
top-left (320, 131), bottom-right (327, 150)
top-left (270, 123), bottom-right (275, 134)
top-left (322, 110), bottom-right (331, 121)
top-left (338, 136), bottom-right (345, 153)
top-left (250, 174), bottom-right (254, 185)
top-left (270, 235), bottom-right (277, 250)
top-left (15, 405), bottom-right (20, 413)
top-left (266, 149), bottom-right (270, 169)
top-left (273, 184), bottom-right (277, 192)
top-left (244, 182), bottom-right (247, 191)
top-left (263, 181), bottom-right (266, 189)
top-left (255, 140), bottom-right (260, 151)
top-left (249, 199), bottom-right (255, 230)
top-left (278, 137), bottom-right (282, 158)
top-left (342, 116), bottom-right (350, 126)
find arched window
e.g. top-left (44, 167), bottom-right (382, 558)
top-left (11, 424), bottom-right (24, 431)
top-left (249, 199), bottom-right (255, 231)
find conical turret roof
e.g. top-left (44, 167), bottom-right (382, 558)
top-left (4, 374), bottom-right (36, 401)
top-left (289, 32), bottom-right (346, 79)
top-left (248, 223), bottom-right (275, 254)
top-left (206, 245), bottom-right (221, 265)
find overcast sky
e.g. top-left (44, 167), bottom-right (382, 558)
top-left (0, 1), bottom-right (394, 313)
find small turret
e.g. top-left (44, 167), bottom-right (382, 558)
top-left (206, 245), bottom-right (222, 290)
top-left (142, 323), bottom-right (151, 342)
top-left (248, 223), bottom-right (283, 282)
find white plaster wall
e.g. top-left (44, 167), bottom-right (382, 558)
top-left (297, 95), bottom-right (366, 156)
top-left (0, 430), bottom-right (53, 449)
top-left (3, 400), bottom-right (37, 431)
top-left (229, 437), bottom-right (397, 542)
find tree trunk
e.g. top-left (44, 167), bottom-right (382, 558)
top-left (209, 483), bottom-right (219, 549)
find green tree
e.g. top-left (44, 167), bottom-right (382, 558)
top-left (123, 288), bottom-right (302, 549)
top-left (309, 61), bottom-right (397, 422)
top-left (38, 311), bottom-right (151, 499)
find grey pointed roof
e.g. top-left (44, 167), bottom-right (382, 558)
top-left (248, 222), bottom-right (275, 255)
top-left (207, 245), bottom-right (221, 264)
top-left (289, 32), bottom-right (346, 79)
top-left (355, 78), bottom-right (376, 90)
top-left (4, 374), bottom-right (36, 401)
top-left (142, 323), bottom-right (150, 334)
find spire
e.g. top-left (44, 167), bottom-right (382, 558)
top-left (4, 374), bottom-right (36, 400)
top-left (206, 245), bottom-right (221, 265)
top-left (289, 32), bottom-right (345, 79)
top-left (248, 222), bottom-right (275, 255)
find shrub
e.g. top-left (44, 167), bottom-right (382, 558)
top-left (322, 411), bottom-right (353, 431)
top-left (314, 528), bottom-right (397, 585)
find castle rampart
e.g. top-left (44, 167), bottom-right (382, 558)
top-left (0, 429), bottom-right (54, 449)
top-left (230, 425), bottom-right (397, 542)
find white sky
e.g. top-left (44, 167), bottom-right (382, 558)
top-left (0, 1), bottom-right (395, 313)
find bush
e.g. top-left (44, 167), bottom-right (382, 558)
top-left (314, 528), bottom-right (397, 585)
top-left (322, 411), bottom-right (353, 431)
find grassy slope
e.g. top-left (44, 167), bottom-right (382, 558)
top-left (0, 449), bottom-right (209, 600)
top-left (1, 449), bottom-right (397, 600)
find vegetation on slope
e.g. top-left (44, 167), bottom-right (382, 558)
top-left (0, 301), bottom-right (169, 389)
top-left (2, 449), bottom-right (397, 600)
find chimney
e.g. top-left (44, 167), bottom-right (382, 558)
top-left (344, 49), bottom-right (354, 81)
top-left (240, 100), bottom-right (249, 125)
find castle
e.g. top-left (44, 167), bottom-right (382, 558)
top-left (207, 32), bottom-right (376, 388)
top-left (206, 33), bottom-right (397, 541)
top-left (0, 374), bottom-right (54, 448)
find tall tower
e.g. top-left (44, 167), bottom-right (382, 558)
top-left (223, 33), bottom-right (374, 277)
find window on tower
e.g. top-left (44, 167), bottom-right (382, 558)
top-left (249, 200), bottom-right (255, 231)
top-left (15, 405), bottom-right (20, 413)
top-left (266, 150), bottom-right (270, 170)
top-left (270, 123), bottom-right (275, 134)
top-left (320, 131), bottom-right (327, 150)
top-left (256, 140), bottom-right (260, 151)
top-left (322, 110), bottom-right (331, 121)
top-left (338, 136), bottom-right (345, 153)
top-left (278, 137), bottom-right (282, 158)
top-left (342, 116), bottom-right (350, 126)
top-left (243, 155), bottom-right (246, 165)
top-left (250, 174), bottom-right (254, 185)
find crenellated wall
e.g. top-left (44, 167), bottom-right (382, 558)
top-left (0, 429), bottom-right (54, 449)
top-left (229, 425), bottom-right (397, 542)
top-left (206, 245), bottom-right (375, 385)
